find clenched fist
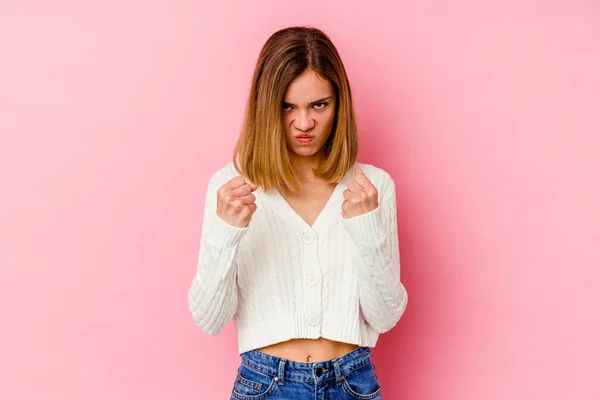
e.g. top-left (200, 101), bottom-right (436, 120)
top-left (341, 168), bottom-right (379, 219)
top-left (216, 176), bottom-right (258, 228)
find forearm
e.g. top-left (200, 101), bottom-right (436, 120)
top-left (352, 230), bottom-right (408, 333)
top-left (188, 173), bottom-right (249, 335)
top-left (188, 219), bottom-right (245, 335)
top-left (342, 177), bottom-right (408, 333)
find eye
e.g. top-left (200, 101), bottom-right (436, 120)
top-left (282, 102), bottom-right (328, 111)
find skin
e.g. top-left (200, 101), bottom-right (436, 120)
top-left (217, 69), bottom-right (379, 362)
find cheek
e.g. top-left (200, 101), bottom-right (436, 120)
top-left (318, 110), bottom-right (336, 128)
top-left (281, 116), bottom-right (292, 134)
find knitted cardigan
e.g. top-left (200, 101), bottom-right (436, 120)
top-left (188, 162), bottom-right (408, 354)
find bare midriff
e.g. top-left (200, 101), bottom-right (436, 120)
top-left (257, 338), bottom-right (359, 363)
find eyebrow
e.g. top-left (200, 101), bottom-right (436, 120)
top-left (282, 96), bottom-right (333, 107)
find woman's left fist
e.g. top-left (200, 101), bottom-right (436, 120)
top-left (341, 167), bottom-right (379, 219)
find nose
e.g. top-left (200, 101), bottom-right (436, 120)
top-left (293, 110), bottom-right (315, 132)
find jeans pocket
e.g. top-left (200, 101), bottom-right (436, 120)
top-left (231, 364), bottom-right (278, 400)
top-left (342, 362), bottom-right (382, 400)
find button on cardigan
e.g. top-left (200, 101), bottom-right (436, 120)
top-left (188, 162), bottom-right (408, 355)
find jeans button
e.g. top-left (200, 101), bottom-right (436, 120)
top-left (315, 367), bottom-right (323, 377)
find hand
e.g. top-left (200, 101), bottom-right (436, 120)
top-left (216, 176), bottom-right (258, 228)
top-left (341, 168), bottom-right (379, 219)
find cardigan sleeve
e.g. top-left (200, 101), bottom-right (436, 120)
top-left (187, 171), bottom-right (249, 335)
top-left (341, 171), bottom-right (408, 333)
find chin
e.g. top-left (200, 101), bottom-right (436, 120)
top-left (291, 150), bottom-right (316, 158)
top-left (294, 144), bottom-right (325, 155)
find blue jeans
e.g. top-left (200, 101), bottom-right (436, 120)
top-left (230, 346), bottom-right (383, 400)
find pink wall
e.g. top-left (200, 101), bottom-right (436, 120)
top-left (1, 1), bottom-right (599, 399)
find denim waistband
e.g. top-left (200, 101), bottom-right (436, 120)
top-left (240, 346), bottom-right (373, 384)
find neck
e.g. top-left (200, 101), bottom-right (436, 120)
top-left (288, 150), bottom-right (326, 183)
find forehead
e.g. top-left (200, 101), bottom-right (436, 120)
top-left (283, 70), bottom-right (333, 101)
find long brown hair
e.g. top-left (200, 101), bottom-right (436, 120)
top-left (233, 26), bottom-right (359, 193)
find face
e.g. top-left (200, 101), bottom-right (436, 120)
top-left (281, 69), bottom-right (337, 160)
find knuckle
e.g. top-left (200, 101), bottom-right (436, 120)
top-left (243, 205), bottom-right (256, 217)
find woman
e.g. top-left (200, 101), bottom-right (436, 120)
top-left (188, 26), bottom-right (408, 399)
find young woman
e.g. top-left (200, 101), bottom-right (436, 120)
top-left (188, 26), bottom-right (408, 400)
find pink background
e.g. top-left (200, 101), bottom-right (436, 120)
top-left (1, 1), bottom-right (599, 399)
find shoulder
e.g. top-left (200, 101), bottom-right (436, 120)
top-left (354, 162), bottom-right (395, 190)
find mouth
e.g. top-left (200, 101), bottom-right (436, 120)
top-left (295, 135), bottom-right (314, 143)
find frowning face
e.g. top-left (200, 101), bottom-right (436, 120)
top-left (281, 69), bottom-right (337, 160)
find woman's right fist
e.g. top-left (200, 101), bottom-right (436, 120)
top-left (216, 176), bottom-right (258, 228)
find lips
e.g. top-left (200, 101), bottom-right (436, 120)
top-left (296, 135), bottom-right (314, 144)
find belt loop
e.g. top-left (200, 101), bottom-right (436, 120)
top-left (332, 358), bottom-right (344, 386)
top-left (277, 358), bottom-right (286, 385)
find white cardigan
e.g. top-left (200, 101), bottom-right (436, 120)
top-left (188, 162), bottom-right (408, 354)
